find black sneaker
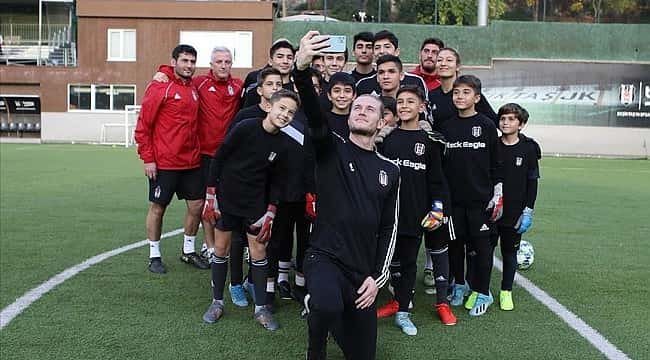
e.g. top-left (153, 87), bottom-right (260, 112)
top-left (148, 257), bottom-right (167, 274)
top-left (291, 285), bottom-right (307, 304)
top-left (278, 280), bottom-right (292, 300)
top-left (180, 252), bottom-right (209, 270)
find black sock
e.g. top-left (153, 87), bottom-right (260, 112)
top-left (210, 256), bottom-right (228, 301)
top-left (431, 248), bottom-right (450, 304)
top-left (229, 238), bottom-right (244, 285)
top-left (266, 291), bottom-right (276, 306)
top-left (501, 249), bottom-right (517, 291)
top-left (250, 258), bottom-right (269, 306)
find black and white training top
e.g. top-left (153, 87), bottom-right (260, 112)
top-left (356, 72), bottom-right (428, 98)
top-left (498, 134), bottom-right (541, 227)
top-left (294, 66), bottom-right (400, 289)
top-left (440, 113), bottom-right (503, 209)
top-left (207, 118), bottom-right (289, 219)
top-left (380, 128), bottom-right (449, 237)
top-left (428, 86), bottom-right (498, 131)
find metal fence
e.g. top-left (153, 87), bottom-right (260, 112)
top-left (0, 23), bottom-right (71, 45)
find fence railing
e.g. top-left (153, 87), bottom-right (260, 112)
top-left (1, 23), bottom-right (71, 45)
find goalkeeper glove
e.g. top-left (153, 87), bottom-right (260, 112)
top-left (305, 192), bottom-right (316, 221)
top-left (249, 204), bottom-right (277, 243)
top-left (515, 207), bottom-right (534, 234)
top-left (421, 200), bottom-right (444, 231)
top-left (486, 183), bottom-right (504, 222)
top-left (201, 187), bottom-right (221, 223)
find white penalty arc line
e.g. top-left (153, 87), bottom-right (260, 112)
top-left (0, 228), bottom-right (185, 330)
top-left (493, 256), bottom-right (631, 360)
top-left (0, 230), bottom-right (633, 360)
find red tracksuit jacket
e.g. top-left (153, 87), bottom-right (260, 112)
top-left (134, 73), bottom-right (200, 170)
top-left (193, 71), bottom-right (243, 156)
top-left (409, 65), bottom-right (441, 91)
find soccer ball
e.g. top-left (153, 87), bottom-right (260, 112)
top-left (517, 240), bottom-right (535, 270)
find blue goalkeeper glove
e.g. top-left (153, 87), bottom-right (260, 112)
top-left (515, 207), bottom-right (534, 234)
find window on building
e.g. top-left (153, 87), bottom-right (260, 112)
top-left (68, 84), bottom-right (136, 111)
top-left (179, 31), bottom-right (253, 68)
top-left (107, 29), bottom-right (136, 61)
top-left (69, 84), bottom-right (91, 110)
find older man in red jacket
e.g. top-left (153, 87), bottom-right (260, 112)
top-left (135, 44), bottom-right (207, 274)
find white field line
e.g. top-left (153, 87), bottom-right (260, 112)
top-left (0, 228), bottom-right (184, 330)
top-left (493, 256), bottom-right (631, 360)
top-left (0, 230), bottom-right (633, 360)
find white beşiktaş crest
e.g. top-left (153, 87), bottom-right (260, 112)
top-left (619, 84), bottom-right (635, 106)
top-left (414, 142), bottom-right (425, 156)
top-left (379, 169), bottom-right (388, 187)
top-left (268, 151), bottom-right (277, 162)
top-left (516, 157), bottom-right (523, 166)
top-left (472, 126), bottom-right (482, 138)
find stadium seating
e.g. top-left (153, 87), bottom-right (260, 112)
top-left (25, 123), bottom-right (34, 132)
top-left (17, 123), bottom-right (25, 132)
top-left (0, 122), bottom-right (8, 132)
top-left (8, 123), bottom-right (17, 131)
top-left (34, 122), bottom-right (41, 131)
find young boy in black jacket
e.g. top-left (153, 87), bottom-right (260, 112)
top-left (200, 89), bottom-right (300, 331)
top-left (441, 75), bottom-right (503, 317)
top-left (495, 103), bottom-right (541, 311)
top-left (376, 86), bottom-right (457, 333)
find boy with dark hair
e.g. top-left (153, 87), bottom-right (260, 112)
top-left (381, 96), bottom-right (397, 127)
top-left (325, 72), bottom-right (356, 137)
top-left (375, 55), bottom-right (405, 99)
top-left (356, 31), bottom-right (427, 97)
top-left (495, 103), bottom-right (540, 311)
top-left (377, 85), bottom-right (456, 334)
top-left (350, 31), bottom-right (376, 83)
top-left (410, 37), bottom-right (444, 91)
top-left (322, 50), bottom-right (348, 84)
top-left (311, 55), bottom-right (325, 76)
top-left (221, 67), bottom-right (284, 307)
top-left (201, 89), bottom-right (300, 331)
top-left (441, 74), bottom-right (503, 317)
top-left (373, 30), bottom-right (400, 59)
top-left (242, 39), bottom-right (296, 107)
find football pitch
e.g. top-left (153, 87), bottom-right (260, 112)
top-left (0, 144), bottom-right (648, 359)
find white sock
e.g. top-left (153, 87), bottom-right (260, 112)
top-left (425, 250), bottom-right (433, 271)
top-left (149, 240), bottom-right (161, 258)
top-left (255, 305), bottom-right (264, 313)
top-left (183, 235), bottom-right (196, 254)
top-left (200, 242), bottom-right (208, 253)
top-left (213, 299), bottom-right (224, 306)
top-left (295, 274), bottom-right (305, 287)
top-left (278, 261), bottom-right (291, 282)
top-left (266, 281), bottom-right (275, 293)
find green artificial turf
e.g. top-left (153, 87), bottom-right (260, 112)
top-left (1, 144), bottom-right (648, 359)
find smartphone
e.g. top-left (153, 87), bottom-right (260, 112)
top-left (322, 35), bottom-right (347, 53)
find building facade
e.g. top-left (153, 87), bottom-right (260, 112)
top-left (0, 0), bottom-right (274, 143)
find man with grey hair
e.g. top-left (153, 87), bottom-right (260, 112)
top-left (153, 46), bottom-right (243, 269)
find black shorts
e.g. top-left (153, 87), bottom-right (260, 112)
top-left (451, 206), bottom-right (493, 238)
top-left (424, 216), bottom-right (456, 251)
top-left (148, 168), bottom-right (203, 206)
top-left (199, 154), bottom-right (213, 190)
top-left (215, 212), bottom-right (257, 235)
